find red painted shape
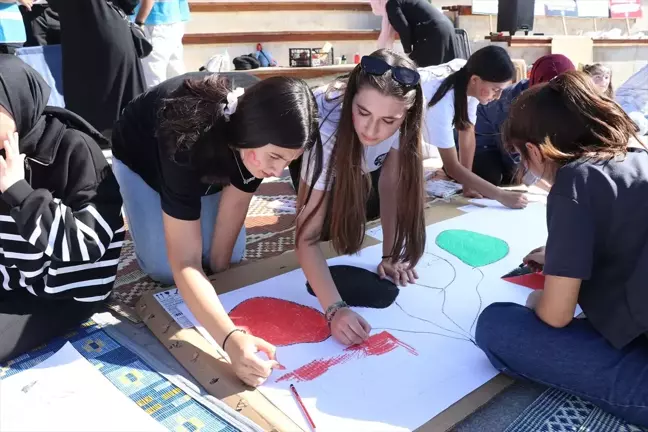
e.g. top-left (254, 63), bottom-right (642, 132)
top-left (229, 297), bottom-right (330, 347)
top-left (503, 273), bottom-right (546, 290)
top-left (276, 331), bottom-right (418, 383)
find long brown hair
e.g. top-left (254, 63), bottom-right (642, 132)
top-left (428, 45), bottom-right (514, 130)
top-left (299, 49), bottom-right (426, 266)
top-left (502, 70), bottom-right (639, 166)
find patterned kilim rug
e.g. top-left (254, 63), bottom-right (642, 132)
top-left (107, 175), bottom-right (297, 322)
top-left (505, 388), bottom-right (647, 432)
top-left (0, 320), bottom-right (244, 432)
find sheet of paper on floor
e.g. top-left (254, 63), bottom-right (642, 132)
top-left (457, 204), bottom-right (485, 213)
top-left (0, 342), bottom-right (166, 432)
top-left (183, 204), bottom-right (548, 431)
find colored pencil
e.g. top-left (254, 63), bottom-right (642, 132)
top-left (290, 384), bottom-right (316, 431)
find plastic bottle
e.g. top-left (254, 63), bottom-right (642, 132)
top-left (354, 52), bottom-right (360, 64)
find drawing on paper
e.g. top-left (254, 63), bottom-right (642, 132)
top-left (436, 229), bottom-right (509, 267)
top-left (306, 265), bottom-right (400, 309)
top-left (275, 331), bottom-right (418, 383)
top-left (377, 230), bottom-right (511, 345)
top-left (229, 297), bottom-right (330, 346)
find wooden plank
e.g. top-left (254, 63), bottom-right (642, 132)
top-left (189, 1), bottom-right (372, 13)
top-left (184, 30), bottom-right (382, 44)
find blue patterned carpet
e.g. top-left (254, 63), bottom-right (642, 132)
top-left (0, 320), bottom-right (240, 432)
top-left (506, 388), bottom-right (648, 432)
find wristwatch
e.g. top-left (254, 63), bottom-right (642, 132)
top-left (135, 20), bottom-right (145, 27)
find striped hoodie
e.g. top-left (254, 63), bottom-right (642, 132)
top-left (0, 119), bottom-right (125, 303)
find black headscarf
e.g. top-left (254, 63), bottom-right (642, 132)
top-left (0, 54), bottom-right (108, 156)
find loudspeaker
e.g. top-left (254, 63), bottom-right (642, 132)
top-left (496, 0), bottom-right (535, 35)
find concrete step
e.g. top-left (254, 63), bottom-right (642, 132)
top-left (188, 1), bottom-right (379, 33)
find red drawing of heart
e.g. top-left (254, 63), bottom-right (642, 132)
top-left (229, 297), bottom-right (331, 346)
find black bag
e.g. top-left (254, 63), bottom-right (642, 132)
top-left (106, 0), bottom-right (153, 59)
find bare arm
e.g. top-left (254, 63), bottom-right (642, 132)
top-left (295, 185), bottom-right (341, 310)
top-left (528, 275), bottom-right (581, 328)
top-left (295, 182), bottom-right (370, 344)
top-left (378, 149), bottom-right (399, 257)
top-left (163, 214), bottom-right (235, 346)
top-left (136, 0), bottom-right (155, 23)
top-left (209, 185), bottom-right (253, 273)
top-left (458, 127), bottom-right (476, 171)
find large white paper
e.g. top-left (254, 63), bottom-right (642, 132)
top-left (0, 342), bottom-right (165, 432)
top-left (185, 204), bottom-right (548, 432)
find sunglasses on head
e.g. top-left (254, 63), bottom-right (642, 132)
top-left (360, 56), bottom-right (420, 86)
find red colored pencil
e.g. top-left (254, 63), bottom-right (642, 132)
top-left (290, 384), bottom-right (317, 431)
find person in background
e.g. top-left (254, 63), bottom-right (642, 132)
top-left (0, 55), bottom-right (125, 362)
top-left (371, 0), bottom-right (399, 53)
top-left (476, 70), bottom-right (648, 427)
top-left (293, 49), bottom-right (426, 346)
top-left (373, 0), bottom-right (456, 67)
top-left (0, 0), bottom-right (28, 54)
top-left (112, 72), bottom-right (321, 387)
top-left (19, 0), bottom-right (60, 47)
top-left (473, 54), bottom-right (575, 186)
top-left (583, 63), bottom-right (613, 98)
top-left (48, 0), bottom-right (145, 141)
top-left (134, 0), bottom-right (189, 88)
top-left (422, 46), bottom-right (527, 207)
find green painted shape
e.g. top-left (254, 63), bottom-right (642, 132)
top-left (435, 229), bottom-right (509, 267)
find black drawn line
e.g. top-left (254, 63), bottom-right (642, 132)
top-left (372, 327), bottom-right (477, 345)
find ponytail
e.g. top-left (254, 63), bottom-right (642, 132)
top-left (428, 68), bottom-right (472, 131)
top-left (158, 74), bottom-right (232, 176)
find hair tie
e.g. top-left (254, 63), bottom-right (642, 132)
top-left (220, 87), bottom-right (245, 121)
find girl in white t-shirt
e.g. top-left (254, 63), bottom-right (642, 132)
top-left (424, 46), bottom-right (528, 208)
top-left (295, 49), bottom-right (426, 346)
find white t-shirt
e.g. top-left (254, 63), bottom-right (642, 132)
top-left (377, 59), bottom-right (479, 152)
top-left (301, 85), bottom-right (400, 191)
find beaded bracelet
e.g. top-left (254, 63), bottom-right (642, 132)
top-left (325, 300), bottom-right (349, 324)
top-left (222, 328), bottom-right (247, 351)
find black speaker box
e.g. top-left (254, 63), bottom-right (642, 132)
top-left (497, 0), bottom-right (535, 35)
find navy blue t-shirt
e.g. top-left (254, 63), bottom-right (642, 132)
top-left (544, 147), bottom-right (648, 349)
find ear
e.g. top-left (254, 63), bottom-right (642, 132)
top-left (524, 142), bottom-right (543, 163)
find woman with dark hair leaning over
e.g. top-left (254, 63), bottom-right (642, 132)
top-left (111, 72), bottom-right (322, 387)
top-left (293, 49), bottom-right (427, 347)
top-left (476, 71), bottom-right (648, 427)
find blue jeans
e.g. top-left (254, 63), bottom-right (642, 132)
top-left (112, 158), bottom-right (246, 285)
top-left (476, 303), bottom-right (648, 427)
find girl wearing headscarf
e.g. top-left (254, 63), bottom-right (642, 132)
top-left (0, 55), bottom-right (124, 362)
top-left (473, 54), bottom-right (575, 185)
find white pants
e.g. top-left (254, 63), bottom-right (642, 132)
top-left (141, 21), bottom-right (186, 88)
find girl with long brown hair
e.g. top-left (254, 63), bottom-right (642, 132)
top-left (476, 70), bottom-right (648, 427)
top-left (294, 49), bottom-right (426, 346)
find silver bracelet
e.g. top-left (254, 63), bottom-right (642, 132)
top-left (325, 300), bottom-right (348, 323)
